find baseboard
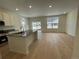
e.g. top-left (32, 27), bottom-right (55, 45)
top-left (65, 33), bottom-right (76, 39)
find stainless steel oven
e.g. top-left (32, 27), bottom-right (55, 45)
top-left (0, 21), bottom-right (8, 44)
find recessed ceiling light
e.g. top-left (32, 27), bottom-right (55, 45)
top-left (29, 5), bottom-right (32, 8)
top-left (16, 8), bottom-right (19, 11)
top-left (49, 5), bottom-right (52, 8)
top-left (64, 12), bottom-right (66, 14)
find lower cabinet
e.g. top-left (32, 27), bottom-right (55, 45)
top-left (8, 32), bottom-right (37, 55)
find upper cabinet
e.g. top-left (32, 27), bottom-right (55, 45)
top-left (10, 14), bottom-right (22, 31)
top-left (0, 10), bottom-right (22, 31)
top-left (2, 12), bottom-right (11, 26)
top-left (0, 11), bottom-right (3, 20)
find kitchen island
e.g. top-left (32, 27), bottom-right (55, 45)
top-left (8, 31), bottom-right (37, 55)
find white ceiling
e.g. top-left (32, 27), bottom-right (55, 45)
top-left (0, 0), bottom-right (79, 17)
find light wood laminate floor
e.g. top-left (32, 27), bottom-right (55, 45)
top-left (0, 33), bottom-right (74, 59)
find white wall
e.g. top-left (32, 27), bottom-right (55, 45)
top-left (66, 8), bottom-right (78, 36)
top-left (25, 18), bottom-right (29, 30)
top-left (71, 8), bottom-right (79, 59)
top-left (28, 15), bottom-right (67, 33)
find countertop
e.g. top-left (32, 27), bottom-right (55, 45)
top-left (8, 30), bottom-right (36, 38)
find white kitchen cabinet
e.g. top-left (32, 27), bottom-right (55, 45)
top-left (0, 11), bottom-right (3, 20)
top-left (1, 11), bottom-right (22, 31)
top-left (8, 32), bottom-right (37, 55)
top-left (2, 12), bottom-right (11, 26)
top-left (10, 14), bottom-right (22, 31)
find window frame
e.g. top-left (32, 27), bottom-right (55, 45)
top-left (47, 17), bottom-right (59, 29)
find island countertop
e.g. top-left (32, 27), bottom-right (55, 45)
top-left (8, 30), bottom-right (37, 38)
top-left (7, 30), bottom-right (37, 54)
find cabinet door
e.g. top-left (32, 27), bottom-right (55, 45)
top-left (14, 16), bottom-right (21, 31)
top-left (2, 12), bottom-right (11, 26)
top-left (10, 14), bottom-right (21, 31)
top-left (0, 11), bottom-right (3, 20)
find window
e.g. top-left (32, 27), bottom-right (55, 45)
top-left (47, 17), bottom-right (59, 29)
top-left (32, 21), bottom-right (41, 32)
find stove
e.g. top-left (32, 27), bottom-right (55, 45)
top-left (0, 21), bottom-right (15, 44)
